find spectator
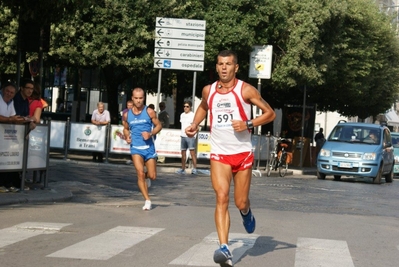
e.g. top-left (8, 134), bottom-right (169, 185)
top-left (0, 82), bottom-right (24, 123)
top-left (56, 97), bottom-right (64, 112)
top-left (158, 101), bottom-right (170, 128)
top-left (28, 82), bottom-right (44, 123)
top-left (314, 128), bottom-right (325, 164)
top-left (91, 102), bottom-right (110, 162)
top-left (176, 100), bottom-right (198, 175)
top-left (157, 101), bottom-right (169, 163)
top-left (14, 78), bottom-right (36, 130)
top-left (0, 82), bottom-right (27, 192)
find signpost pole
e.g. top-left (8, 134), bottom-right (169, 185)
top-left (156, 69), bottom-right (162, 110)
top-left (192, 71), bottom-right (197, 111)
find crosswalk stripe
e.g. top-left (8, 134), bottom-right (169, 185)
top-left (46, 226), bottom-right (164, 260)
top-left (0, 222), bottom-right (71, 249)
top-left (169, 232), bottom-right (259, 266)
top-left (295, 237), bottom-right (355, 267)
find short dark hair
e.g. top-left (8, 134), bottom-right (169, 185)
top-left (20, 78), bottom-right (34, 88)
top-left (183, 100), bottom-right (192, 107)
top-left (217, 50), bottom-right (238, 64)
top-left (1, 81), bottom-right (17, 91)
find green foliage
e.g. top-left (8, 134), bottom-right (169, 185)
top-left (1, 0), bottom-right (399, 121)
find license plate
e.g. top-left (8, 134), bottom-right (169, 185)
top-left (339, 162), bottom-right (352, 168)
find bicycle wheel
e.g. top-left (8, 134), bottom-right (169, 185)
top-left (279, 153), bottom-right (288, 177)
top-left (266, 154), bottom-right (276, 177)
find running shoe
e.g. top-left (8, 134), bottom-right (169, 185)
top-left (241, 208), bottom-right (256, 234)
top-left (175, 169), bottom-right (185, 174)
top-left (191, 168), bottom-right (198, 175)
top-left (146, 178), bottom-right (151, 188)
top-left (142, 200), bottom-right (152, 211)
top-left (213, 244), bottom-right (233, 267)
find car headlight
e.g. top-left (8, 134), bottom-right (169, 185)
top-left (395, 156), bottom-right (399, 163)
top-left (319, 149), bottom-right (330, 157)
top-left (363, 153), bottom-right (376, 160)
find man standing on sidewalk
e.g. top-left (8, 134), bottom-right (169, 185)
top-left (123, 88), bottom-right (162, 211)
top-left (186, 50), bottom-right (275, 267)
top-left (176, 100), bottom-right (198, 175)
top-left (91, 102), bottom-right (110, 162)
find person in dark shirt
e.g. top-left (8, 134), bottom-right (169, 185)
top-left (14, 79), bottom-right (34, 117)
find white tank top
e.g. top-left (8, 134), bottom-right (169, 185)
top-left (207, 79), bottom-right (252, 154)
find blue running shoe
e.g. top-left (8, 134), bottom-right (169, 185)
top-left (213, 244), bottom-right (233, 267)
top-left (241, 208), bottom-right (256, 234)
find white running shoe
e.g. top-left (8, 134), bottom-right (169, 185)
top-left (142, 200), bottom-right (152, 211)
top-left (146, 178), bottom-right (151, 188)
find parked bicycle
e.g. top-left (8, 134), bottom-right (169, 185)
top-left (266, 138), bottom-right (292, 177)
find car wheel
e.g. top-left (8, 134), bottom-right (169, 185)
top-left (373, 165), bottom-right (383, 184)
top-left (333, 175), bottom-right (341, 181)
top-left (385, 163), bottom-right (394, 183)
top-left (317, 170), bottom-right (326, 180)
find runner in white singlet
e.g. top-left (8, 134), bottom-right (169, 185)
top-left (186, 50), bottom-right (276, 267)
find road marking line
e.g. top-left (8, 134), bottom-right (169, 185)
top-left (170, 232), bottom-right (259, 266)
top-left (295, 237), bottom-right (355, 267)
top-left (0, 222), bottom-right (71, 249)
top-left (47, 226), bottom-right (164, 260)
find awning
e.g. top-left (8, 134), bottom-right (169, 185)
top-left (384, 110), bottom-right (399, 127)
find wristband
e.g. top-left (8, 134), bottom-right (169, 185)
top-left (246, 120), bottom-right (254, 129)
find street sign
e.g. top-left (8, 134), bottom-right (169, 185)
top-left (155, 28), bottom-right (205, 40)
top-left (154, 59), bottom-right (204, 71)
top-left (154, 17), bottom-right (206, 71)
top-left (156, 17), bottom-right (206, 30)
top-left (154, 48), bottom-right (204, 61)
top-left (249, 45), bottom-right (273, 79)
top-left (155, 38), bottom-right (205, 51)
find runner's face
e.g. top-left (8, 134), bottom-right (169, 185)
top-left (127, 102), bottom-right (133, 109)
top-left (216, 55), bottom-right (238, 83)
top-left (132, 91), bottom-right (145, 108)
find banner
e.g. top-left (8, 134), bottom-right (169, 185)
top-left (154, 129), bottom-right (182, 157)
top-left (27, 125), bottom-right (48, 169)
top-left (0, 124), bottom-right (25, 170)
top-left (109, 125), bottom-right (130, 154)
top-left (69, 123), bottom-right (106, 151)
top-left (50, 121), bottom-right (66, 148)
top-left (197, 131), bottom-right (211, 159)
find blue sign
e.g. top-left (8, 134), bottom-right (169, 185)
top-left (163, 60), bottom-right (171, 68)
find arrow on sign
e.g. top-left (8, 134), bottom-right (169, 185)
top-left (156, 49), bottom-right (163, 57)
top-left (155, 60), bottom-right (162, 67)
top-left (157, 18), bottom-right (164, 27)
top-left (156, 39), bottom-right (164, 46)
top-left (157, 29), bottom-right (164, 36)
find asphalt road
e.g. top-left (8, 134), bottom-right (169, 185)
top-left (0, 160), bottom-right (398, 267)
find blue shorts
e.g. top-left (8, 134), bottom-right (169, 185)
top-left (131, 145), bottom-right (157, 162)
top-left (180, 136), bottom-right (196, 150)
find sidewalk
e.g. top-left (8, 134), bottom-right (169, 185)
top-left (0, 153), bottom-right (317, 206)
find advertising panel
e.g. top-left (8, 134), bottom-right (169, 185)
top-left (109, 125), bottom-right (130, 154)
top-left (154, 129), bottom-right (182, 157)
top-left (27, 125), bottom-right (48, 169)
top-left (69, 123), bottom-right (106, 151)
top-left (50, 121), bottom-right (66, 148)
top-left (0, 124), bottom-right (25, 170)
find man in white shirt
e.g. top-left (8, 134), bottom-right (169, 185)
top-left (176, 100), bottom-right (198, 175)
top-left (91, 102), bottom-right (110, 162)
top-left (0, 82), bottom-right (25, 123)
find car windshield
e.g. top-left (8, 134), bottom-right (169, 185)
top-left (392, 135), bottom-right (399, 148)
top-left (328, 125), bottom-right (381, 144)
